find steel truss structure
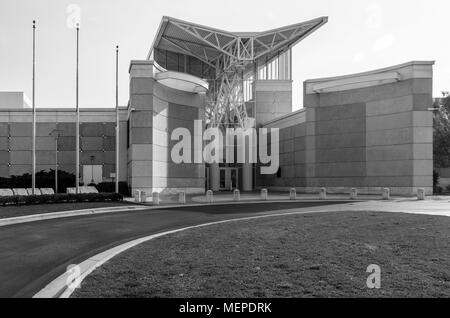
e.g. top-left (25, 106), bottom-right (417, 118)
top-left (149, 16), bottom-right (328, 128)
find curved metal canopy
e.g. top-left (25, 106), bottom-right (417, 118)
top-left (148, 16), bottom-right (328, 67)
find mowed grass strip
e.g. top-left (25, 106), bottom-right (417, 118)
top-left (73, 211), bottom-right (450, 298)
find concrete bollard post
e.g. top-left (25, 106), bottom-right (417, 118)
top-left (350, 188), bottom-right (358, 200)
top-left (134, 190), bottom-right (141, 203)
top-left (152, 192), bottom-right (159, 205)
top-left (382, 188), bottom-right (390, 200)
top-left (178, 191), bottom-right (186, 204)
top-left (140, 191), bottom-right (147, 203)
top-left (290, 188), bottom-right (296, 200)
top-left (417, 188), bottom-right (425, 201)
top-left (233, 189), bottom-right (241, 202)
top-left (206, 190), bottom-right (213, 203)
top-left (319, 188), bottom-right (327, 200)
top-left (261, 189), bottom-right (268, 201)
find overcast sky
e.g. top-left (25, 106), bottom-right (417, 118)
top-left (0, 0), bottom-right (448, 110)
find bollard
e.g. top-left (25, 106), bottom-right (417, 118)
top-left (319, 188), bottom-right (327, 200)
top-left (290, 188), bottom-right (296, 200)
top-left (152, 192), bottom-right (160, 205)
top-left (350, 188), bottom-right (358, 200)
top-left (261, 189), bottom-right (268, 201)
top-left (206, 190), bottom-right (213, 203)
top-left (233, 189), bottom-right (241, 202)
top-left (140, 191), bottom-right (147, 203)
top-left (178, 191), bottom-right (186, 204)
top-left (382, 188), bottom-right (390, 200)
top-left (134, 190), bottom-right (141, 203)
top-left (417, 188), bottom-right (425, 201)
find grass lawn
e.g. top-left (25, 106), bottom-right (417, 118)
top-left (0, 201), bottom-right (133, 219)
top-left (73, 211), bottom-right (450, 298)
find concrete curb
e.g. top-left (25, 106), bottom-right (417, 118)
top-left (33, 206), bottom-right (349, 298)
top-left (0, 199), bottom-right (359, 227)
top-left (0, 206), bottom-right (149, 227)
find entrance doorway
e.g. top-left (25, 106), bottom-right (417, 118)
top-left (83, 165), bottom-right (103, 185)
top-left (219, 167), bottom-right (239, 191)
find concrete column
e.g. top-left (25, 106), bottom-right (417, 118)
top-left (128, 60), bottom-right (155, 195)
top-left (242, 163), bottom-right (253, 192)
top-left (210, 163), bottom-right (220, 191)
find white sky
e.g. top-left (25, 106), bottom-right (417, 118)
top-left (0, 0), bottom-right (449, 110)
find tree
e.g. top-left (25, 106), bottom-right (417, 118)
top-left (433, 93), bottom-right (450, 168)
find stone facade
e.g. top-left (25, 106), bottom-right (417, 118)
top-left (0, 61), bottom-right (435, 196)
top-left (0, 109), bottom-right (128, 183)
top-left (128, 60), bottom-right (206, 195)
top-left (254, 80), bottom-right (293, 126)
top-left (262, 61), bottom-right (434, 196)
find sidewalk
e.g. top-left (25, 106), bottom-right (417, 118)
top-left (124, 191), bottom-right (387, 205)
top-left (328, 200), bottom-right (450, 217)
top-left (124, 190), bottom-right (406, 206)
top-left (123, 191), bottom-right (450, 218)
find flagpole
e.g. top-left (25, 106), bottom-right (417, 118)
top-left (75, 23), bottom-right (80, 194)
top-left (32, 20), bottom-right (36, 195)
top-left (115, 45), bottom-right (119, 194)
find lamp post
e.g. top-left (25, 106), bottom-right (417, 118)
top-left (31, 20), bottom-right (36, 195)
top-left (75, 23), bottom-right (80, 194)
top-left (50, 129), bottom-right (63, 193)
top-left (115, 45), bottom-right (119, 194)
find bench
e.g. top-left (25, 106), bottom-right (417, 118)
top-left (80, 186), bottom-right (99, 194)
top-left (66, 186), bottom-right (99, 194)
top-left (27, 188), bottom-right (42, 195)
top-left (12, 188), bottom-right (29, 196)
top-left (40, 188), bottom-right (55, 195)
top-left (0, 189), bottom-right (14, 197)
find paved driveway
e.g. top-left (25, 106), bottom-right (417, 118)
top-left (0, 201), bottom-right (345, 298)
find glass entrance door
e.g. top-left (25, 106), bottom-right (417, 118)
top-left (219, 169), bottom-right (226, 190)
top-left (219, 168), bottom-right (239, 191)
top-left (230, 168), bottom-right (238, 190)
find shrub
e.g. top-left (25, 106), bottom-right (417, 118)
top-left (433, 170), bottom-right (440, 193)
top-left (0, 196), bottom-right (16, 206)
top-left (0, 193), bottom-right (123, 206)
top-left (0, 170), bottom-right (76, 194)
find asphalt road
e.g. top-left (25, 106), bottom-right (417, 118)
top-left (0, 201), bottom-right (346, 298)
